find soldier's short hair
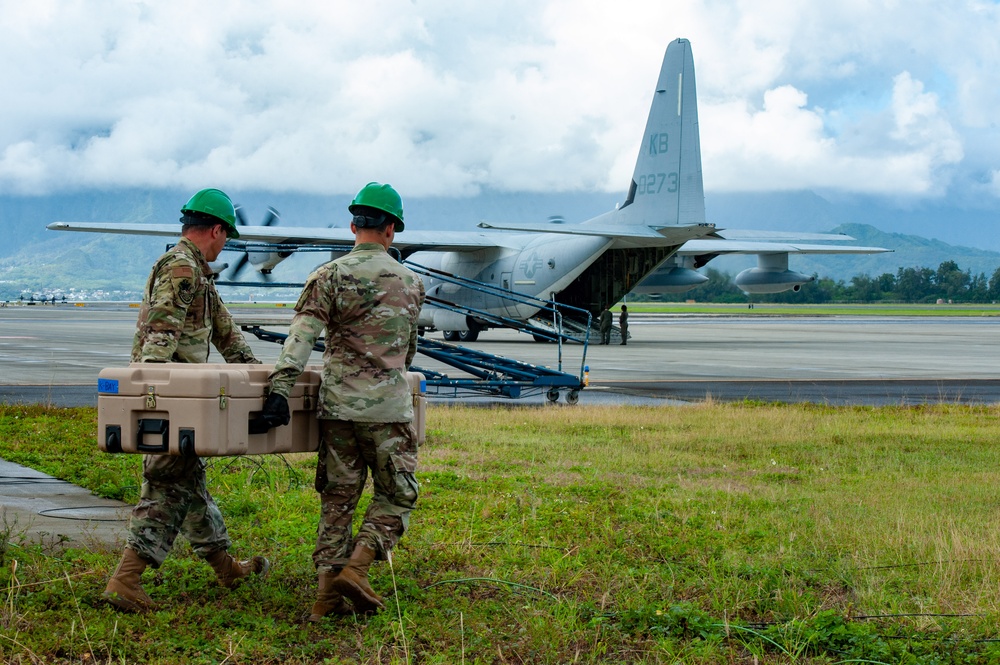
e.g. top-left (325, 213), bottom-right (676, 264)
top-left (351, 205), bottom-right (396, 233)
top-left (181, 211), bottom-right (223, 231)
top-left (181, 211), bottom-right (225, 236)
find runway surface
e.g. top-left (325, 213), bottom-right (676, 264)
top-left (1, 304), bottom-right (999, 406)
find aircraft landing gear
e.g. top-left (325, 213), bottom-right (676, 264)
top-left (444, 324), bottom-right (480, 343)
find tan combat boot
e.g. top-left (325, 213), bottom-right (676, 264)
top-left (307, 570), bottom-right (353, 622)
top-left (205, 549), bottom-right (270, 589)
top-left (103, 547), bottom-right (155, 613)
top-left (332, 543), bottom-right (385, 613)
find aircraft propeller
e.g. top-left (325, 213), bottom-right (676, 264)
top-left (225, 205), bottom-right (281, 282)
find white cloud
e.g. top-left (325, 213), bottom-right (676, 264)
top-left (702, 72), bottom-right (964, 196)
top-left (0, 0), bottom-right (997, 203)
top-left (985, 169), bottom-right (1000, 199)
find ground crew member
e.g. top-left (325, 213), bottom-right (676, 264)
top-left (257, 182), bottom-right (424, 619)
top-left (619, 305), bottom-right (629, 345)
top-left (103, 188), bottom-right (269, 613)
top-left (598, 306), bottom-right (612, 344)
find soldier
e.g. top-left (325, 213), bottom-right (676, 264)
top-left (103, 188), bottom-right (269, 613)
top-left (619, 304), bottom-right (629, 345)
top-left (598, 306), bottom-right (612, 345)
top-left (257, 182), bottom-right (424, 619)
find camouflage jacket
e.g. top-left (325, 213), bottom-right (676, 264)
top-left (131, 237), bottom-right (258, 364)
top-left (269, 242), bottom-right (425, 422)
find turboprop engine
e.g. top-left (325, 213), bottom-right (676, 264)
top-left (632, 256), bottom-right (709, 294)
top-left (225, 205), bottom-right (293, 280)
top-left (735, 253), bottom-right (814, 294)
top-left (245, 250), bottom-right (293, 275)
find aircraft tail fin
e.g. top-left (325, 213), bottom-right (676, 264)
top-left (618, 38), bottom-right (706, 228)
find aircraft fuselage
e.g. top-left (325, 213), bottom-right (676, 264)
top-left (413, 233), bottom-right (611, 330)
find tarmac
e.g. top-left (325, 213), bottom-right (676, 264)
top-left (0, 458), bottom-right (129, 553)
top-left (2, 302), bottom-right (999, 553)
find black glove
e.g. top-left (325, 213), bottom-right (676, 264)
top-left (248, 393), bottom-right (290, 434)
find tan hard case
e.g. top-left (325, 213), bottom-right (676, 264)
top-left (98, 363), bottom-right (426, 457)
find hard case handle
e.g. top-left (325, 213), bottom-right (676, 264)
top-left (136, 418), bottom-right (169, 453)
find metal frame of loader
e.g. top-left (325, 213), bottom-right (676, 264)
top-left (227, 248), bottom-right (590, 404)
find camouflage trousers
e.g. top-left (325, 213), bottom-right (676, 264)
top-left (126, 454), bottom-right (231, 567)
top-left (313, 419), bottom-right (419, 572)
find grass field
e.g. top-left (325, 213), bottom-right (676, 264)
top-left (2, 402), bottom-right (1000, 663)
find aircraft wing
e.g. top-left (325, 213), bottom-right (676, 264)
top-left (639, 237), bottom-right (892, 295)
top-left (712, 229), bottom-right (864, 242)
top-left (478, 220), bottom-right (712, 241)
top-left (46, 221), bottom-right (521, 253)
top-left (477, 220), bottom-right (657, 235)
top-left (475, 220), bottom-right (717, 250)
top-left (677, 239), bottom-right (891, 255)
top-left (48, 216), bottom-right (890, 260)
top-left (49, 218), bottom-right (715, 252)
top-left (479, 221), bottom-right (855, 242)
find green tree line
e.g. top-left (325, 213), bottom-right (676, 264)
top-left (643, 261), bottom-right (1000, 304)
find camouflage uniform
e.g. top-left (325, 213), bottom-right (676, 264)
top-left (132, 237), bottom-right (257, 364)
top-left (127, 237), bottom-right (259, 567)
top-left (269, 242), bottom-right (424, 571)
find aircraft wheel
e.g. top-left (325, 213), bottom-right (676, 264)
top-left (546, 388), bottom-right (560, 403)
top-left (566, 390), bottom-right (580, 405)
top-left (418, 327), bottom-right (426, 337)
top-left (532, 334), bottom-right (551, 343)
top-left (458, 329), bottom-right (479, 342)
top-left (443, 330), bottom-right (460, 342)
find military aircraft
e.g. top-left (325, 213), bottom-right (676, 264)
top-left (48, 38), bottom-right (888, 341)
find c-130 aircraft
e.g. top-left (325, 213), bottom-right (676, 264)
top-left (50, 38), bottom-right (887, 341)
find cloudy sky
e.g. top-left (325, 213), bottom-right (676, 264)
top-left (2, 0), bottom-right (999, 209)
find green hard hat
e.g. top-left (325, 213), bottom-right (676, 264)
top-left (180, 188), bottom-right (239, 238)
top-left (349, 182), bottom-right (404, 232)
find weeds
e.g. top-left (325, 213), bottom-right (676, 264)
top-left (3, 559), bottom-right (19, 631)
top-left (0, 514), bottom-right (15, 568)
